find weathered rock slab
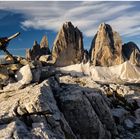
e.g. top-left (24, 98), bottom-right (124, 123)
top-left (0, 80), bottom-right (75, 139)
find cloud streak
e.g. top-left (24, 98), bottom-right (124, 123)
top-left (0, 1), bottom-right (140, 38)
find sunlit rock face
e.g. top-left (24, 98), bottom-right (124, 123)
top-left (52, 21), bottom-right (84, 67)
top-left (89, 23), bottom-right (125, 66)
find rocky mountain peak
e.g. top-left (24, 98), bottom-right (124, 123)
top-left (26, 36), bottom-right (51, 60)
top-left (40, 35), bottom-right (51, 55)
top-left (25, 22), bottom-right (140, 67)
top-left (33, 40), bottom-right (38, 46)
top-left (89, 23), bottom-right (125, 66)
top-left (122, 41), bottom-right (140, 66)
top-left (98, 22), bottom-right (112, 31)
top-left (63, 21), bottom-right (73, 28)
top-left (40, 35), bottom-right (49, 48)
top-left (52, 21), bottom-right (84, 67)
top-left (32, 40), bottom-right (40, 50)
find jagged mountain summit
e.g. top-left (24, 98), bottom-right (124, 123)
top-left (89, 23), bottom-right (125, 66)
top-left (40, 35), bottom-right (49, 49)
top-left (52, 21), bottom-right (84, 67)
top-left (40, 35), bottom-right (51, 55)
top-left (26, 36), bottom-right (51, 61)
top-left (25, 21), bottom-right (140, 67)
top-left (122, 42), bottom-right (140, 66)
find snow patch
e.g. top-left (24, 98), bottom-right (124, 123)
top-left (57, 61), bottom-right (140, 83)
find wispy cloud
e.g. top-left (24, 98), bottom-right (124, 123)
top-left (0, 1), bottom-right (140, 38)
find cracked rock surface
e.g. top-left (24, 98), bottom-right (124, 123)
top-left (0, 74), bottom-right (139, 139)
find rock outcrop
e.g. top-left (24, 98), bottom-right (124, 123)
top-left (7, 57), bottom-right (140, 139)
top-left (26, 36), bottom-right (51, 61)
top-left (56, 76), bottom-right (118, 138)
top-left (52, 21), bottom-right (84, 67)
top-left (0, 80), bottom-right (76, 139)
top-left (0, 65), bottom-right (140, 138)
top-left (122, 42), bottom-right (140, 66)
top-left (0, 75), bottom-right (120, 139)
top-left (89, 23), bottom-right (125, 66)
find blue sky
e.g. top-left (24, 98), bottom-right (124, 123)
top-left (0, 1), bottom-right (140, 56)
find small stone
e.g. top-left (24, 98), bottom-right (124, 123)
top-left (109, 84), bottom-right (118, 91)
top-left (123, 119), bottom-right (134, 130)
top-left (0, 73), bottom-right (9, 81)
top-left (135, 119), bottom-right (140, 125)
top-left (135, 108), bottom-right (140, 123)
top-left (20, 59), bottom-right (29, 66)
top-left (117, 125), bottom-right (125, 132)
top-left (39, 55), bottom-right (51, 63)
top-left (111, 108), bottom-right (129, 123)
top-left (31, 60), bottom-right (42, 68)
top-left (6, 64), bottom-right (21, 71)
top-left (135, 98), bottom-right (140, 108)
top-left (32, 68), bottom-right (41, 83)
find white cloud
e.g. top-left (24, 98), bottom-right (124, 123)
top-left (0, 1), bottom-right (140, 39)
top-left (107, 15), bottom-right (140, 37)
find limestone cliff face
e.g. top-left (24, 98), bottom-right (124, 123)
top-left (122, 42), bottom-right (140, 66)
top-left (52, 22), bottom-right (84, 67)
top-left (26, 36), bottom-right (50, 60)
top-left (89, 23), bottom-right (125, 66)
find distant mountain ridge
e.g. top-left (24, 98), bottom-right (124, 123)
top-left (26, 21), bottom-right (140, 67)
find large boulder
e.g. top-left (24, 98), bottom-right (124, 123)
top-left (52, 21), bottom-right (84, 67)
top-left (122, 42), bottom-right (140, 66)
top-left (16, 64), bottom-right (32, 85)
top-left (0, 80), bottom-right (76, 139)
top-left (55, 87), bottom-right (108, 138)
top-left (89, 23), bottom-right (125, 66)
top-left (53, 75), bottom-right (118, 138)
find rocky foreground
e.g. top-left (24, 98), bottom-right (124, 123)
top-left (0, 63), bottom-right (139, 139)
top-left (0, 21), bottom-right (139, 139)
